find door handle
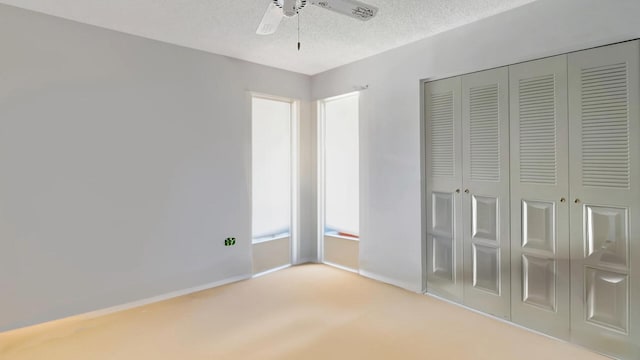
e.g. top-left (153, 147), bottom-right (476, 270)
top-left (560, 197), bottom-right (566, 203)
top-left (464, 189), bottom-right (470, 194)
top-left (574, 198), bottom-right (581, 204)
top-left (455, 189), bottom-right (461, 194)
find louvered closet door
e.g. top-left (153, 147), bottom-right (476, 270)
top-left (461, 67), bottom-right (511, 319)
top-left (425, 77), bottom-right (464, 302)
top-left (509, 55), bottom-right (570, 339)
top-left (568, 40), bottom-right (640, 359)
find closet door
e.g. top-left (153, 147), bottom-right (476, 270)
top-left (569, 40), bottom-right (640, 359)
top-left (461, 67), bottom-right (511, 319)
top-left (425, 77), bottom-right (464, 302)
top-left (509, 55), bottom-right (570, 339)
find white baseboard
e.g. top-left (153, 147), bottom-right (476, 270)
top-left (252, 264), bottom-right (291, 278)
top-left (76, 274), bottom-right (251, 321)
top-left (358, 270), bottom-right (422, 293)
top-left (322, 261), bottom-right (359, 273)
top-left (425, 292), bottom-right (573, 345)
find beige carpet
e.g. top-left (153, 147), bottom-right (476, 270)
top-left (0, 264), bottom-right (606, 360)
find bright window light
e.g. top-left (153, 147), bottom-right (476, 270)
top-left (324, 93), bottom-right (359, 237)
top-left (252, 97), bottom-right (292, 241)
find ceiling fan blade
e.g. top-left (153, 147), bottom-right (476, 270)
top-left (311, 0), bottom-right (378, 21)
top-left (256, 2), bottom-right (283, 35)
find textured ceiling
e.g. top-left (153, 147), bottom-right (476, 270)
top-left (0, 0), bottom-right (537, 75)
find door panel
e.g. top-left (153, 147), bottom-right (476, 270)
top-left (425, 77), bottom-right (464, 302)
top-left (473, 244), bottom-right (500, 294)
top-left (522, 254), bottom-right (556, 311)
top-left (462, 67), bottom-right (511, 319)
top-left (585, 205), bottom-right (628, 267)
top-left (569, 40), bottom-right (640, 359)
top-left (509, 55), bottom-right (570, 339)
top-left (585, 267), bottom-right (628, 333)
top-left (522, 200), bottom-right (555, 252)
top-left (472, 195), bottom-right (498, 242)
top-left (432, 191), bottom-right (455, 280)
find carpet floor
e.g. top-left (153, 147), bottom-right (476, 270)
top-left (0, 264), bottom-right (606, 359)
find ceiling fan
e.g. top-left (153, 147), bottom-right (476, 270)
top-left (256, 0), bottom-right (378, 36)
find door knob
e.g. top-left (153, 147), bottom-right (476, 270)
top-left (464, 189), bottom-right (470, 194)
top-left (560, 197), bottom-right (566, 203)
top-left (574, 198), bottom-right (581, 204)
top-left (455, 189), bottom-right (461, 194)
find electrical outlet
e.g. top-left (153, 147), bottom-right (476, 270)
top-left (224, 237), bottom-right (236, 246)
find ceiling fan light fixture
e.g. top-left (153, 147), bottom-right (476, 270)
top-left (272, 0), bottom-right (308, 17)
top-left (256, 0), bottom-right (378, 36)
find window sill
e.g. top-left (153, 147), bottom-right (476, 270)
top-left (324, 233), bottom-right (360, 242)
top-left (252, 234), bottom-right (290, 244)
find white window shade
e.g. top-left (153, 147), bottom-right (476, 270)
top-left (324, 94), bottom-right (359, 236)
top-left (252, 97), bottom-right (291, 239)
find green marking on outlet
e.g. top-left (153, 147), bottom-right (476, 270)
top-left (224, 237), bottom-right (237, 246)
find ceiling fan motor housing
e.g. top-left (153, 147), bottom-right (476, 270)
top-left (273, 0), bottom-right (308, 17)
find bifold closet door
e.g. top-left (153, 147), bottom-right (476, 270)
top-left (569, 40), bottom-right (640, 359)
top-left (461, 67), bottom-right (511, 319)
top-left (425, 77), bottom-right (464, 302)
top-left (509, 55), bottom-right (571, 339)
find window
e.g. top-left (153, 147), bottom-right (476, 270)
top-left (318, 92), bottom-right (360, 270)
top-left (320, 92), bottom-right (360, 239)
top-left (251, 96), bottom-right (294, 242)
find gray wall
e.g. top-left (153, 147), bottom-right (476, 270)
top-left (0, 4), bottom-right (312, 331)
top-left (5, 0), bottom-right (639, 333)
top-left (311, 0), bottom-right (640, 292)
